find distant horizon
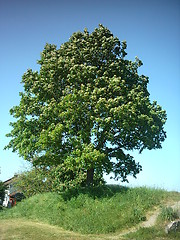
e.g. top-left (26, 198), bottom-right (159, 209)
top-left (1, 166), bottom-right (180, 193)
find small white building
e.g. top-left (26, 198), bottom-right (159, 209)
top-left (2, 175), bottom-right (24, 207)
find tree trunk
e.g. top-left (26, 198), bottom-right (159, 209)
top-left (86, 168), bottom-right (94, 186)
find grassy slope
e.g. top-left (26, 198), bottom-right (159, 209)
top-left (0, 186), bottom-right (180, 239)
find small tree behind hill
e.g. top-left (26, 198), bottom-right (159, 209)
top-left (5, 25), bottom-right (167, 186)
top-left (0, 181), bottom-right (6, 205)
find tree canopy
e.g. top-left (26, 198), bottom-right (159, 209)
top-left (5, 25), bottom-right (167, 186)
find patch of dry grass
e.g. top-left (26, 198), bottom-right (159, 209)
top-left (0, 219), bottom-right (99, 240)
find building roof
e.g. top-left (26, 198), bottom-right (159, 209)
top-left (3, 175), bottom-right (18, 186)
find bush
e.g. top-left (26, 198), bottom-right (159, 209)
top-left (14, 166), bottom-right (105, 198)
top-left (0, 181), bottom-right (6, 204)
top-left (14, 168), bottom-right (52, 198)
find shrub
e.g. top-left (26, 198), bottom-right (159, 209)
top-left (14, 168), bottom-right (52, 197)
top-left (14, 166), bottom-right (106, 198)
top-left (0, 181), bottom-right (6, 205)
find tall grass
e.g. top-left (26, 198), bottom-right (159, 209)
top-left (158, 206), bottom-right (179, 222)
top-left (0, 186), bottom-right (168, 234)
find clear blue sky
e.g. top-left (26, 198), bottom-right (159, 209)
top-left (0, 0), bottom-right (180, 191)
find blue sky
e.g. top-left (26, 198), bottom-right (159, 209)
top-left (0, 0), bottom-right (180, 191)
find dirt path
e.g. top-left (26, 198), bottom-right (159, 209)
top-left (106, 200), bottom-right (180, 239)
top-left (141, 200), bottom-right (180, 228)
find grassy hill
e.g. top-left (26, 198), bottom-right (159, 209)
top-left (0, 185), bottom-right (180, 239)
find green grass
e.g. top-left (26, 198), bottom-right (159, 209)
top-left (0, 219), bottom-right (94, 240)
top-left (158, 206), bottom-right (179, 221)
top-left (123, 193), bottom-right (180, 240)
top-left (1, 185), bottom-right (177, 235)
top-left (124, 226), bottom-right (180, 240)
top-left (125, 206), bottom-right (180, 240)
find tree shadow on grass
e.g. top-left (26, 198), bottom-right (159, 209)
top-left (60, 184), bottom-right (129, 201)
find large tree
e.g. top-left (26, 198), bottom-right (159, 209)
top-left (6, 25), bottom-right (167, 186)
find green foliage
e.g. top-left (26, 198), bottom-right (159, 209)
top-left (14, 167), bottom-right (105, 198)
top-left (0, 181), bottom-right (6, 204)
top-left (5, 24), bottom-right (167, 185)
top-left (0, 187), bottom-right (168, 234)
top-left (14, 169), bottom-right (51, 198)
